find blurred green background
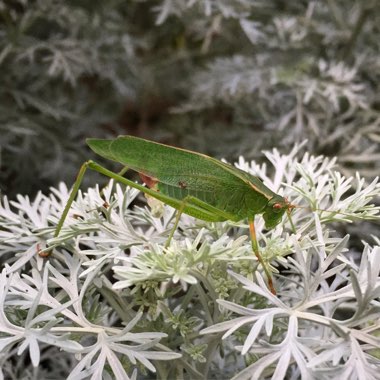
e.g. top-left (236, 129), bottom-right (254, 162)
top-left (1, 0), bottom-right (379, 197)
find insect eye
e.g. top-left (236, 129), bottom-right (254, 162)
top-left (273, 203), bottom-right (282, 210)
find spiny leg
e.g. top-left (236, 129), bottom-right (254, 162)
top-left (50, 161), bottom-right (239, 260)
top-left (286, 209), bottom-right (297, 234)
top-left (165, 200), bottom-right (186, 248)
top-left (55, 163), bottom-right (129, 239)
top-left (248, 218), bottom-right (276, 295)
top-left (54, 161), bottom-right (89, 238)
top-left (164, 195), bottom-right (235, 249)
top-left (51, 161), bottom-right (145, 245)
top-left (51, 161), bottom-right (230, 255)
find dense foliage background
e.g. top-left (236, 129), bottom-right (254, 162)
top-left (1, 1), bottom-right (380, 379)
top-left (1, 0), bottom-right (379, 196)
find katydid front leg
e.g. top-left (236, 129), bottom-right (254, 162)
top-left (167, 201), bottom-right (276, 294)
top-left (249, 218), bottom-right (275, 295)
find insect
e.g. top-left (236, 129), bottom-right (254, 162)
top-left (54, 136), bottom-right (296, 294)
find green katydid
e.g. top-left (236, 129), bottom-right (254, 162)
top-left (53, 136), bottom-right (296, 294)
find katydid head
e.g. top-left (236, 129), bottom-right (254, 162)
top-left (263, 196), bottom-right (296, 230)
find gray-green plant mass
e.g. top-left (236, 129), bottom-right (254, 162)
top-left (1, 145), bottom-right (379, 379)
top-left (0, 0), bottom-right (379, 195)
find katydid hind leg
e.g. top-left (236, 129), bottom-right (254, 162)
top-left (182, 195), bottom-right (238, 221)
top-left (54, 161), bottom-right (89, 239)
top-left (53, 161), bottom-right (148, 243)
top-left (249, 218), bottom-right (276, 295)
top-left (164, 195), bottom-right (237, 248)
top-left (99, 165), bottom-right (130, 199)
top-left (52, 161), bottom-right (233, 252)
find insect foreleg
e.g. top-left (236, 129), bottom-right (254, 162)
top-left (286, 209), bottom-right (297, 234)
top-left (249, 218), bottom-right (276, 295)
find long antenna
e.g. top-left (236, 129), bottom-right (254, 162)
top-left (291, 203), bottom-right (367, 220)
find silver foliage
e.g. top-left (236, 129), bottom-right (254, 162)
top-left (0, 145), bottom-right (379, 379)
